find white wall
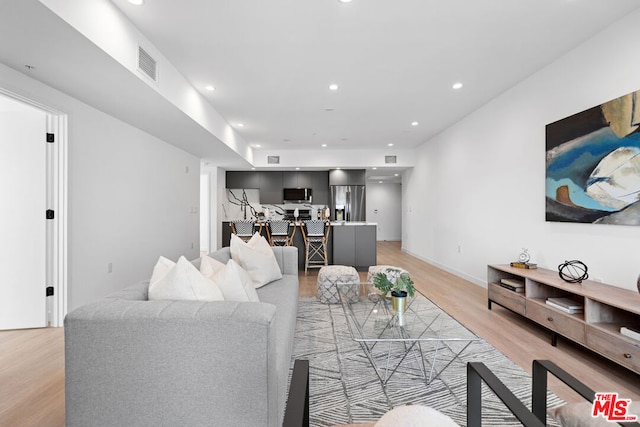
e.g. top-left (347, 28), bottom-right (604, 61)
top-left (0, 62), bottom-right (200, 311)
top-left (403, 10), bottom-right (640, 292)
top-left (366, 182), bottom-right (402, 241)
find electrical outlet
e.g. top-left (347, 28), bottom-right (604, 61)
top-left (107, 262), bottom-right (113, 273)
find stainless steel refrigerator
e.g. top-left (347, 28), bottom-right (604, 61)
top-left (330, 185), bottom-right (366, 222)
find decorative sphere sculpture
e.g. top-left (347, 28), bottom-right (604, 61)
top-left (558, 260), bottom-right (589, 284)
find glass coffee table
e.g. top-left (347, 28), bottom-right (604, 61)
top-left (337, 283), bottom-right (479, 387)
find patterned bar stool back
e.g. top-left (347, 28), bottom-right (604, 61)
top-left (302, 220), bottom-right (331, 274)
top-left (267, 220), bottom-right (293, 246)
top-left (230, 220), bottom-right (255, 242)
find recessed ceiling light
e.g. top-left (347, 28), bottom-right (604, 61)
top-left (338, 0), bottom-right (352, 3)
top-left (372, 167), bottom-right (377, 170)
top-left (411, 121), bottom-right (419, 126)
top-left (329, 84), bottom-right (339, 91)
top-left (205, 85), bottom-right (215, 91)
top-left (237, 123), bottom-right (245, 127)
top-left (388, 143), bottom-right (394, 147)
top-left (295, 167), bottom-right (300, 170)
top-left (254, 144), bottom-right (261, 148)
top-left (379, 181), bottom-right (383, 184)
top-left (251, 167), bottom-right (256, 170)
top-left (321, 144), bottom-right (327, 147)
top-left (128, 0), bottom-right (144, 5)
top-left (452, 82), bottom-right (463, 90)
top-left (394, 173), bottom-right (399, 177)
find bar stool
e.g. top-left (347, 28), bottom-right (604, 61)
top-left (266, 220), bottom-right (294, 246)
top-left (301, 220), bottom-right (331, 274)
top-left (230, 220), bottom-right (255, 242)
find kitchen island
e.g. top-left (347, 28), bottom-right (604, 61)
top-left (331, 222), bottom-right (377, 270)
top-left (221, 221), bottom-right (376, 271)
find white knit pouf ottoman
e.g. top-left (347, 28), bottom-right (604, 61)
top-left (317, 265), bottom-right (360, 304)
top-left (367, 265), bottom-right (409, 283)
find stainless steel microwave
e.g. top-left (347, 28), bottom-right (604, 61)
top-left (283, 188), bottom-right (312, 203)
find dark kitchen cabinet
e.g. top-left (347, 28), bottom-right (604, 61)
top-left (259, 171), bottom-right (283, 204)
top-left (310, 171), bottom-right (329, 205)
top-left (225, 171), bottom-right (260, 189)
top-left (282, 171), bottom-right (313, 188)
top-left (329, 169), bottom-right (365, 186)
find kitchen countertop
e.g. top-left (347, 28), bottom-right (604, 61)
top-left (330, 221), bottom-right (377, 226)
top-left (224, 220), bottom-right (376, 226)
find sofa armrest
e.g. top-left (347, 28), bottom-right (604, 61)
top-left (65, 299), bottom-right (280, 427)
top-left (272, 246), bottom-right (299, 275)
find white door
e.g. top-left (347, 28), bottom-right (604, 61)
top-left (0, 96), bottom-right (47, 330)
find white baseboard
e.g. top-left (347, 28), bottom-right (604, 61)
top-left (401, 247), bottom-right (487, 289)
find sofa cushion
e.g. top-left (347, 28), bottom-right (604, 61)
top-left (149, 256), bottom-right (224, 301)
top-left (230, 233), bottom-right (283, 288)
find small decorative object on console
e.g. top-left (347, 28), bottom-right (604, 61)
top-left (558, 260), bottom-right (589, 283)
top-left (510, 248), bottom-right (537, 269)
top-left (518, 248), bottom-right (530, 263)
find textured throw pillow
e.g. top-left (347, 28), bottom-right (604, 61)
top-left (213, 259), bottom-right (260, 302)
top-left (230, 233), bottom-right (282, 288)
top-left (549, 401), bottom-right (640, 427)
top-left (149, 256), bottom-right (176, 285)
top-left (199, 254), bottom-right (226, 279)
top-left (148, 256), bottom-right (224, 301)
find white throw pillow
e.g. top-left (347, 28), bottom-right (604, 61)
top-left (199, 255), bottom-right (225, 279)
top-left (230, 233), bottom-right (283, 288)
top-left (149, 256), bottom-right (176, 285)
top-left (148, 256), bottom-right (224, 301)
top-left (212, 259), bottom-right (260, 302)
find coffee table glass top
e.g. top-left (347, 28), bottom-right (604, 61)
top-left (337, 283), bottom-right (478, 343)
top-left (337, 283), bottom-right (479, 386)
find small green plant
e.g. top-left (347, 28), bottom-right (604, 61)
top-left (372, 268), bottom-right (415, 297)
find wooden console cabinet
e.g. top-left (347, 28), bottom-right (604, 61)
top-left (488, 264), bottom-right (640, 374)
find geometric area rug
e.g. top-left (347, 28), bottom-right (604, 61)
top-left (290, 297), bottom-right (564, 427)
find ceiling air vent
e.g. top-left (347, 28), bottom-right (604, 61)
top-left (385, 155), bottom-right (397, 164)
top-left (138, 46), bottom-right (158, 82)
top-left (267, 155), bottom-right (280, 164)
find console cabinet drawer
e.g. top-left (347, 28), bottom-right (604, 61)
top-left (586, 326), bottom-right (640, 372)
top-left (488, 283), bottom-right (525, 315)
top-left (526, 301), bottom-right (586, 344)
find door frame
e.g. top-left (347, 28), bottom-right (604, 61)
top-left (1, 88), bottom-right (68, 327)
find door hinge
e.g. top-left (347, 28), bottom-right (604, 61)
top-left (46, 133), bottom-right (55, 143)
top-left (46, 209), bottom-right (55, 220)
top-left (46, 286), bottom-right (54, 296)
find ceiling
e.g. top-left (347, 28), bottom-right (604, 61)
top-left (109, 0), bottom-right (640, 152)
top-left (1, 0), bottom-right (640, 179)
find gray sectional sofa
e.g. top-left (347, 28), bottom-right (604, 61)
top-left (64, 246), bottom-right (299, 427)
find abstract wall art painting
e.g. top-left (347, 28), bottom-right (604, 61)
top-left (546, 89), bottom-right (640, 225)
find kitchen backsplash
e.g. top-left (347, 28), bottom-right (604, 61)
top-left (223, 189), bottom-right (329, 221)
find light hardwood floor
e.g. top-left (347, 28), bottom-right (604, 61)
top-left (1, 241), bottom-right (638, 426)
